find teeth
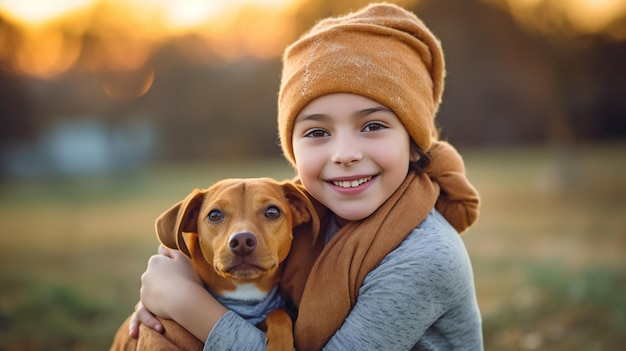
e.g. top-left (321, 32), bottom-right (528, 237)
top-left (333, 177), bottom-right (372, 188)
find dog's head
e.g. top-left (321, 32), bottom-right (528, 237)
top-left (155, 178), bottom-right (319, 288)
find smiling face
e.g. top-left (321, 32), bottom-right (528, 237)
top-left (292, 93), bottom-right (417, 223)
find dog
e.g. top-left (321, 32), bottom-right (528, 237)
top-left (111, 177), bottom-right (319, 351)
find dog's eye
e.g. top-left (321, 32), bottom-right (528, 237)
top-left (265, 206), bottom-right (281, 219)
top-left (207, 210), bottom-right (223, 222)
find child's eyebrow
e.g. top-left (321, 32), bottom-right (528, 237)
top-left (296, 106), bottom-right (392, 123)
top-left (355, 106), bottom-right (393, 117)
top-left (296, 113), bottom-right (327, 123)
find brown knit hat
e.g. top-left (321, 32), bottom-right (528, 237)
top-left (278, 3), bottom-right (445, 166)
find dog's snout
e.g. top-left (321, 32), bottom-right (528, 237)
top-left (229, 232), bottom-right (257, 256)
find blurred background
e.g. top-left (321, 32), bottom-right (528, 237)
top-left (0, 0), bottom-right (624, 350)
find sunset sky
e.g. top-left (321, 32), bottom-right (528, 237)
top-left (0, 0), bottom-right (624, 97)
top-left (0, 0), bottom-right (298, 81)
top-left (494, 0), bottom-right (626, 36)
top-left (0, 0), bottom-right (295, 28)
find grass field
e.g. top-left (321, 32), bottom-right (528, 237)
top-left (0, 142), bottom-right (624, 350)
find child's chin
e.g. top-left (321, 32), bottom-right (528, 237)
top-left (333, 208), bottom-right (375, 223)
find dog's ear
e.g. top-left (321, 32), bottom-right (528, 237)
top-left (181, 232), bottom-right (202, 260)
top-left (281, 181), bottom-right (320, 238)
top-left (155, 189), bottom-right (206, 257)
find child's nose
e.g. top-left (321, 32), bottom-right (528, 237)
top-left (331, 135), bottom-right (363, 166)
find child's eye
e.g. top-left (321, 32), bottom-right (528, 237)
top-left (304, 129), bottom-right (329, 138)
top-left (362, 122), bottom-right (387, 132)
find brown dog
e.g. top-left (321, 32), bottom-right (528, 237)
top-left (111, 177), bottom-right (319, 351)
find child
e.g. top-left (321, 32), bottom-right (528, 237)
top-left (132, 3), bottom-right (482, 350)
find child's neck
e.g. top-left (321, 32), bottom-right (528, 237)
top-left (334, 215), bottom-right (349, 228)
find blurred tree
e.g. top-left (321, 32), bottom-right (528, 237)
top-left (0, 70), bottom-right (35, 157)
top-left (0, 18), bottom-right (37, 178)
top-left (135, 41), bottom-right (282, 162)
top-left (480, 0), bottom-right (626, 189)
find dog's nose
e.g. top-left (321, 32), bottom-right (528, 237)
top-left (229, 232), bottom-right (257, 256)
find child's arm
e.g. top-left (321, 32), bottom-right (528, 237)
top-left (137, 245), bottom-right (228, 341)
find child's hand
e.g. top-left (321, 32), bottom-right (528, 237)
top-left (132, 244), bottom-right (224, 342)
top-left (129, 301), bottom-right (162, 338)
top-left (139, 245), bottom-right (202, 321)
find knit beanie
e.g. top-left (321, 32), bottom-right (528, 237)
top-left (278, 3), bottom-right (445, 166)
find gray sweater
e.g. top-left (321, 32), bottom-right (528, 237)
top-left (204, 210), bottom-right (483, 350)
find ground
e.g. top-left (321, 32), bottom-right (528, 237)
top-left (0, 142), bottom-right (624, 350)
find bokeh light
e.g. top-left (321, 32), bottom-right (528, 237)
top-left (488, 0), bottom-right (626, 38)
top-left (0, 0), bottom-right (297, 82)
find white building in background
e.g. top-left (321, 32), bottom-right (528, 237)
top-left (2, 117), bottom-right (155, 178)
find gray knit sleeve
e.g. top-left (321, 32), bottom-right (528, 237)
top-left (204, 310), bottom-right (266, 351)
top-left (323, 210), bottom-right (483, 351)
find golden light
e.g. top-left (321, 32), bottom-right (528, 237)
top-left (493, 0), bottom-right (626, 37)
top-left (100, 66), bottom-right (155, 101)
top-left (136, 0), bottom-right (292, 34)
top-left (0, 0), bottom-right (296, 101)
top-left (2, 0), bottom-right (624, 84)
top-left (0, 0), bottom-right (95, 27)
top-left (14, 27), bottom-right (82, 78)
top-left (568, 0), bottom-right (626, 34)
top-left (146, 0), bottom-right (223, 33)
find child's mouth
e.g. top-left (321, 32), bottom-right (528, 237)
top-left (331, 176), bottom-right (373, 188)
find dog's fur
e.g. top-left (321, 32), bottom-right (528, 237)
top-left (111, 177), bottom-right (319, 351)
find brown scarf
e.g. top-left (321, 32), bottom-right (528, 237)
top-left (280, 140), bottom-right (480, 350)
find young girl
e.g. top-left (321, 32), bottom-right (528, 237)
top-left (132, 3), bottom-right (482, 350)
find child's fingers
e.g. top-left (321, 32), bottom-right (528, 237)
top-left (128, 312), bottom-right (140, 339)
top-left (157, 244), bottom-right (173, 257)
top-left (129, 301), bottom-right (163, 338)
